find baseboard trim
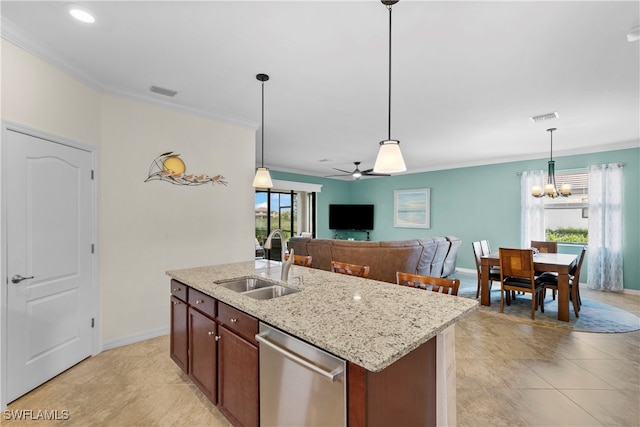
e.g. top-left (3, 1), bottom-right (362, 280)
top-left (101, 326), bottom-right (169, 352)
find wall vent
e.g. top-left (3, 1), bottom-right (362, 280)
top-left (150, 85), bottom-right (178, 97)
top-left (529, 112), bottom-right (559, 123)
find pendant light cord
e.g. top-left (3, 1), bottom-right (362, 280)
top-left (261, 80), bottom-right (265, 168)
top-left (548, 128), bottom-right (553, 162)
top-left (387, 4), bottom-right (393, 141)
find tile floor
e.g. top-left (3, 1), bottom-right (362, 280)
top-left (4, 285), bottom-right (639, 426)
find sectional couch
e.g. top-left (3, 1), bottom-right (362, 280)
top-left (287, 236), bottom-right (461, 284)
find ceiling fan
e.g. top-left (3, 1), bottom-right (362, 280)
top-left (325, 162), bottom-right (391, 180)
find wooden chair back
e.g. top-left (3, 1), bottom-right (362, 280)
top-left (480, 240), bottom-right (492, 255)
top-left (499, 248), bottom-right (536, 286)
top-left (284, 253), bottom-right (313, 267)
top-left (331, 261), bottom-right (370, 278)
top-left (396, 272), bottom-right (460, 296)
top-left (572, 246), bottom-right (587, 283)
top-left (471, 241), bottom-right (483, 274)
top-left (499, 248), bottom-right (545, 319)
top-left (531, 240), bottom-right (557, 253)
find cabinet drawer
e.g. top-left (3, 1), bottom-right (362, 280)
top-left (188, 288), bottom-right (216, 318)
top-left (170, 279), bottom-right (188, 301)
top-left (217, 302), bottom-right (258, 344)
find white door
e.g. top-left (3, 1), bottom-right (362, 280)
top-left (5, 129), bottom-right (95, 403)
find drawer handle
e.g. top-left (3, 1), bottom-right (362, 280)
top-left (215, 336), bottom-right (220, 342)
top-left (230, 318), bottom-right (238, 323)
top-left (173, 301), bottom-right (180, 305)
top-left (173, 287), bottom-right (181, 292)
top-left (195, 300), bottom-right (204, 304)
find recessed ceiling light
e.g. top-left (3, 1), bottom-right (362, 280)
top-left (67, 4), bottom-right (96, 24)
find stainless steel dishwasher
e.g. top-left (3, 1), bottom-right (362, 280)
top-left (256, 323), bottom-right (346, 427)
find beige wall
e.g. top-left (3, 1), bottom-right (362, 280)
top-left (1, 39), bottom-right (256, 346)
top-left (1, 39), bottom-right (100, 145)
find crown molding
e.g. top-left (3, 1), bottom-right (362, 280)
top-left (1, 18), bottom-right (259, 131)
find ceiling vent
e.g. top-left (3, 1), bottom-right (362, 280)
top-left (150, 85), bottom-right (177, 97)
top-left (529, 112), bottom-right (559, 123)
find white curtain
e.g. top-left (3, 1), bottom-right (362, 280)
top-left (587, 163), bottom-right (624, 291)
top-left (520, 170), bottom-right (545, 248)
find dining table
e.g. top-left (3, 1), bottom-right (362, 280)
top-left (480, 252), bottom-right (578, 322)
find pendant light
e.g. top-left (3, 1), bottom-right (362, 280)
top-left (373, 0), bottom-right (407, 174)
top-left (531, 128), bottom-right (571, 198)
top-left (252, 73), bottom-right (273, 188)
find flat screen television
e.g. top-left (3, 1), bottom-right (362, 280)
top-left (329, 204), bottom-right (374, 230)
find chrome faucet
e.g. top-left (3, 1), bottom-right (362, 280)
top-left (263, 229), bottom-right (294, 282)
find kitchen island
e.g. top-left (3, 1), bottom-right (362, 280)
top-left (167, 259), bottom-right (477, 426)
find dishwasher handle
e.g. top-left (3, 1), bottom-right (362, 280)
top-left (256, 331), bottom-right (344, 382)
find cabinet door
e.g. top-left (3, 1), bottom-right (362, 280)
top-left (188, 307), bottom-right (217, 404)
top-left (218, 325), bottom-right (259, 427)
top-left (170, 295), bottom-right (188, 373)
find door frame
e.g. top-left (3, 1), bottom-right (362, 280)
top-left (0, 120), bottom-right (99, 410)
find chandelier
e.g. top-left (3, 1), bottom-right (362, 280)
top-left (532, 128), bottom-right (571, 198)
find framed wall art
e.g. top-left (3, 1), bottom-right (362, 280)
top-left (394, 188), bottom-right (430, 228)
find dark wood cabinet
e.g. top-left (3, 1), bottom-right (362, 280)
top-left (170, 280), bottom-right (259, 425)
top-left (170, 282), bottom-right (188, 373)
top-left (217, 325), bottom-right (259, 427)
top-left (188, 307), bottom-right (218, 404)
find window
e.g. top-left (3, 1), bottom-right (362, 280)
top-left (255, 188), bottom-right (316, 253)
top-left (543, 170), bottom-right (588, 243)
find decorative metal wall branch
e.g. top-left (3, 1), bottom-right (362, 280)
top-left (144, 152), bottom-right (227, 186)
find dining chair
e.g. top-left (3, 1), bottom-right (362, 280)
top-left (330, 261), bottom-right (370, 279)
top-left (480, 240), bottom-right (492, 256)
top-left (396, 272), bottom-right (460, 296)
top-left (531, 240), bottom-right (558, 253)
top-left (472, 241), bottom-right (501, 298)
top-left (531, 240), bottom-right (559, 298)
top-left (284, 253), bottom-right (313, 267)
top-left (539, 246), bottom-right (587, 317)
top-left (499, 248), bottom-right (545, 320)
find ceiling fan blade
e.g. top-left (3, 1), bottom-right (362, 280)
top-left (332, 167), bottom-right (354, 174)
top-left (362, 171), bottom-right (391, 177)
top-left (324, 173), bottom-right (352, 177)
top-left (361, 168), bottom-right (374, 174)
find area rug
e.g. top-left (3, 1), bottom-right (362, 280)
top-left (452, 273), bottom-right (640, 333)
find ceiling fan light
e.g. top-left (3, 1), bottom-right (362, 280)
top-left (374, 140), bottom-right (406, 174)
top-left (252, 167), bottom-right (273, 189)
top-left (353, 170), bottom-right (362, 179)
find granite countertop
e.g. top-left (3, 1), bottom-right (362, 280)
top-left (167, 259), bottom-right (478, 372)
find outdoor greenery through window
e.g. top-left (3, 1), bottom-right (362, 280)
top-left (255, 188), bottom-right (315, 260)
top-left (255, 190), bottom-right (296, 244)
top-left (543, 170), bottom-right (588, 243)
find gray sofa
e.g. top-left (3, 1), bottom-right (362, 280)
top-left (287, 236), bottom-right (461, 284)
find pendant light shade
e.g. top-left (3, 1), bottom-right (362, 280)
top-left (374, 140), bottom-right (406, 173)
top-left (252, 73), bottom-right (273, 189)
top-left (374, 0), bottom-right (406, 174)
top-left (252, 167), bottom-right (273, 188)
top-left (531, 128), bottom-right (571, 198)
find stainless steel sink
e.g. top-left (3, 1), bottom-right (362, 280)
top-left (216, 277), bottom-right (299, 300)
top-left (217, 277), bottom-right (275, 292)
top-left (243, 285), bottom-right (299, 300)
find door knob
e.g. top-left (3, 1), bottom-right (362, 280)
top-left (11, 275), bottom-right (34, 284)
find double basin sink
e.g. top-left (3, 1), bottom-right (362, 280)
top-left (216, 277), bottom-right (299, 300)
